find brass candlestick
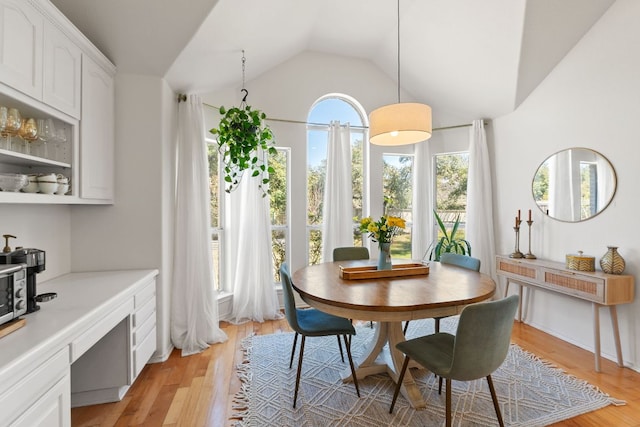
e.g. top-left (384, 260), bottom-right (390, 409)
top-left (509, 219), bottom-right (524, 259)
top-left (524, 220), bottom-right (537, 259)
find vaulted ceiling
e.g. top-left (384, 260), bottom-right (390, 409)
top-left (50, 0), bottom-right (614, 121)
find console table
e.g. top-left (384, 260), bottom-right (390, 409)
top-left (496, 255), bottom-right (634, 372)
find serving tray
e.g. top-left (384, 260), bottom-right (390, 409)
top-left (339, 263), bottom-right (429, 280)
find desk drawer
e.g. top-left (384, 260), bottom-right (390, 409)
top-left (133, 295), bottom-right (155, 329)
top-left (541, 268), bottom-right (605, 303)
top-left (134, 280), bottom-right (155, 308)
top-left (133, 326), bottom-right (156, 378)
top-left (70, 300), bottom-right (133, 362)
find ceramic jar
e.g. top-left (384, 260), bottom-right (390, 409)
top-left (377, 242), bottom-right (392, 270)
top-left (600, 246), bottom-right (625, 275)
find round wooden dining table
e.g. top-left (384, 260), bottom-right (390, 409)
top-left (292, 259), bottom-right (496, 409)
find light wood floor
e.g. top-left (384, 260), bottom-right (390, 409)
top-left (71, 316), bottom-right (640, 427)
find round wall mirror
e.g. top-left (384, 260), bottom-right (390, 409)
top-left (532, 148), bottom-right (617, 222)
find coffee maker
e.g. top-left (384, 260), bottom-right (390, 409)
top-left (0, 248), bottom-right (45, 313)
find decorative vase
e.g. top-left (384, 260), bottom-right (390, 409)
top-left (378, 242), bottom-right (392, 270)
top-left (600, 246), bottom-right (625, 275)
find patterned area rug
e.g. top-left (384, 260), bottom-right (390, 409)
top-left (232, 317), bottom-right (622, 426)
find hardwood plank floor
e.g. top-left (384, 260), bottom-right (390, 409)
top-left (71, 317), bottom-right (640, 426)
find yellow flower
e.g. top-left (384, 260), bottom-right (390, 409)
top-left (359, 214), bottom-right (406, 244)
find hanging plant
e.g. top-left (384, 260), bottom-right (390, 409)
top-left (209, 100), bottom-right (276, 195)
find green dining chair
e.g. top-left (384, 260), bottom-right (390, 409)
top-left (390, 294), bottom-right (519, 427)
top-left (280, 263), bottom-right (360, 408)
top-left (333, 246), bottom-right (370, 262)
top-left (333, 246), bottom-right (373, 329)
top-left (403, 253), bottom-right (481, 335)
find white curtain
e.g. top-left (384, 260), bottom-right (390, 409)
top-left (321, 121), bottom-right (354, 262)
top-left (228, 153), bottom-right (282, 323)
top-left (171, 94), bottom-right (227, 357)
top-left (412, 139), bottom-right (435, 260)
top-left (465, 120), bottom-right (497, 279)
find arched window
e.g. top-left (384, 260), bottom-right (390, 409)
top-left (306, 95), bottom-right (368, 265)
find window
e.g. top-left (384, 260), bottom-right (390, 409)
top-left (383, 154), bottom-right (413, 258)
top-left (306, 96), bottom-right (367, 265)
top-left (270, 148), bottom-right (290, 282)
top-left (434, 152), bottom-right (469, 239)
top-left (207, 139), bottom-right (224, 291)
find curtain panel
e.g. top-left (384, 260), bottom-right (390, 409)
top-left (171, 94), bottom-right (227, 356)
top-left (321, 121), bottom-right (354, 262)
top-left (465, 119), bottom-right (497, 280)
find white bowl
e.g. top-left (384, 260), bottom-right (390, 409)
top-left (55, 184), bottom-right (69, 195)
top-left (22, 175), bottom-right (39, 193)
top-left (37, 181), bottom-right (58, 194)
top-left (0, 174), bottom-right (28, 192)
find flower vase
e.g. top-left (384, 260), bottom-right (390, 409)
top-left (600, 246), bottom-right (625, 275)
top-left (377, 242), bottom-right (392, 270)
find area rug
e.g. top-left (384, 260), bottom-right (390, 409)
top-left (232, 317), bottom-right (623, 426)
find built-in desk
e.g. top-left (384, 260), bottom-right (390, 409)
top-left (496, 255), bottom-right (634, 372)
top-left (0, 269), bottom-right (158, 427)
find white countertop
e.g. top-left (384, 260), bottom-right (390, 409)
top-left (0, 269), bottom-right (158, 392)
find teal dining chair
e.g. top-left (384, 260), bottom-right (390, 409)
top-left (333, 246), bottom-right (373, 329)
top-left (403, 252), bottom-right (481, 335)
top-left (390, 294), bottom-right (519, 427)
top-left (280, 263), bottom-right (360, 407)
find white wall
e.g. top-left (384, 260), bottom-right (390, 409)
top-left (493, 0), bottom-right (640, 369)
top-left (0, 205), bottom-right (71, 282)
top-left (71, 73), bottom-right (175, 361)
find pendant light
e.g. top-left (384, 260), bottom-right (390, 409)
top-left (369, 0), bottom-right (432, 146)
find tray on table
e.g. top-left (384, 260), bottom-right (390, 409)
top-left (339, 263), bottom-right (429, 280)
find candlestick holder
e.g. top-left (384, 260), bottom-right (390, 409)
top-left (524, 220), bottom-right (537, 259)
top-left (509, 221), bottom-right (524, 258)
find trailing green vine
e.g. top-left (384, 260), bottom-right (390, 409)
top-left (209, 103), bottom-right (276, 196)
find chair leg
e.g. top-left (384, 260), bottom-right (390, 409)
top-left (343, 334), bottom-right (360, 397)
top-left (438, 376), bottom-right (443, 394)
top-left (369, 320), bottom-right (373, 328)
top-left (293, 335), bottom-right (306, 408)
top-left (403, 321), bottom-right (410, 335)
top-left (389, 355), bottom-right (411, 414)
top-left (289, 332), bottom-right (298, 369)
top-left (337, 335), bottom-right (345, 363)
top-left (445, 378), bottom-right (452, 427)
top-left (435, 317), bottom-right (440, 333)
top-left (486, 375), bottom-right (505, 427)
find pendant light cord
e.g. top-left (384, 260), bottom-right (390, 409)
top-left (396, 0), bottom-right (401, 103)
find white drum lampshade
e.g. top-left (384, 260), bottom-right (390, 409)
top-left (369, 102), bottom-right (432, 146)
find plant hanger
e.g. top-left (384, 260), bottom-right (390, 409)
top-left (209, 50), bottom-right (276, 196)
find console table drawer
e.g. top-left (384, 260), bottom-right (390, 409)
top-left (541, 268), bottom-right (605, 303)
top-left (497, 259), bottom-right (538, 280)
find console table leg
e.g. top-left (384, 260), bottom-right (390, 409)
top-left (609, 305), bottom-right (624, 367)
top-left (593, 303), bottom-right (601, 372)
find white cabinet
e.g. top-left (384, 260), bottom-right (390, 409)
top-left (0, 0), bottom-right (115, 204)
top-left (43, 21), bottom-right (82, 119)
top-left (0, 0), bottom-right (43, 100)
top-left (11, 375), bottom-right (71, 427)
top-left (1, 347), bottom-right (71, 427)
top-left (80, 54), bottom-right (114, 201)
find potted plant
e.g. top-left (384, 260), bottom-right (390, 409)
top-left (209, 104), bottom-right (277, 195)
top-left (426, 210), bottom-right (471, 261)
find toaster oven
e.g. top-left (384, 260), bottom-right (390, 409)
top-left (0, 263), bottom-right (27, 326)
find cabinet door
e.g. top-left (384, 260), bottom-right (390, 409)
top-left (0, 0), bottom-right (43, 99)
top-left (80, 54), bottom-right (114, 201)
top-left (43, 22), bottom-right (81, 118)
top-left (11, 375), bottom-right (71, 427)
